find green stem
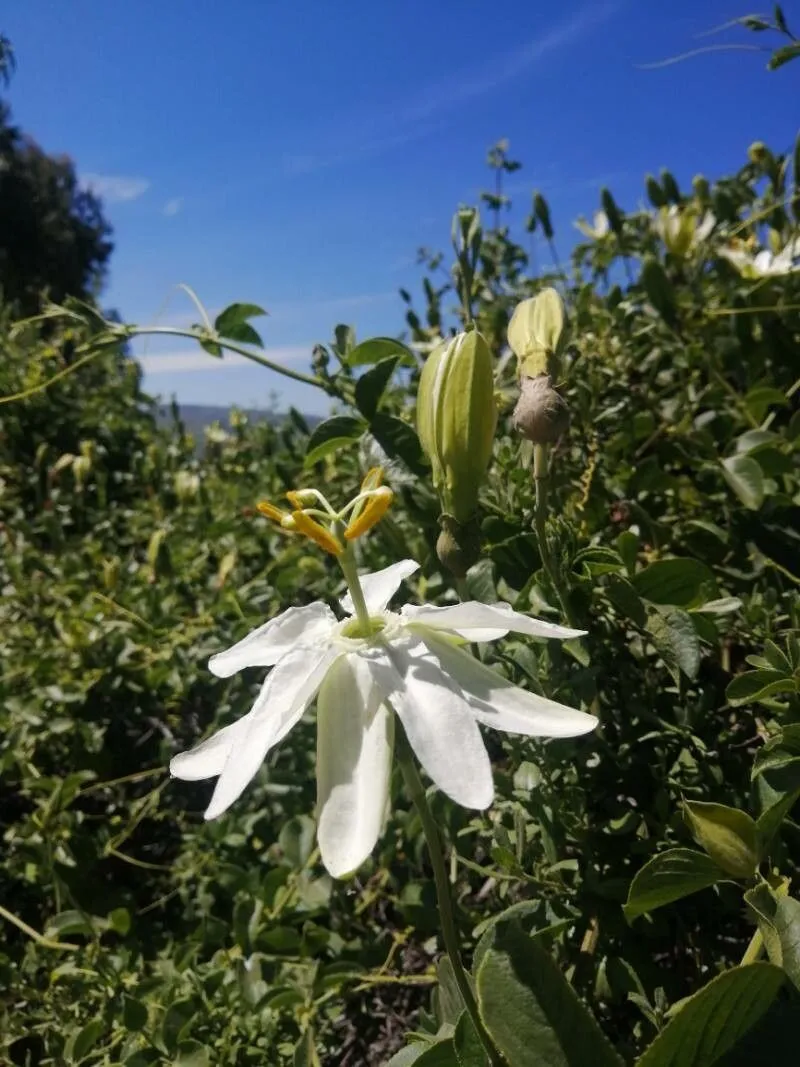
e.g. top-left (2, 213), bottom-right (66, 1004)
top-left (533, 444), bottom-right (578, 628)
top-left (395, 730), bottom-right (504, 1067)
top-left (740, 927), bottom-right (764, 965)
top-left (338, 548), bottom-right (372, 633)
top-left (122, 325), bottom-right (326, 390)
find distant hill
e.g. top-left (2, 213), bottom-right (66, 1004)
top-left (155, 403), bottom-right (323, 439)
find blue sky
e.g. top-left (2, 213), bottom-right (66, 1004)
top-left (4, 1), bottom-right (799, 415)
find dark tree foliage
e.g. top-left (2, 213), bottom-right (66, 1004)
top-left (0, 96), bottom-right (113, 314)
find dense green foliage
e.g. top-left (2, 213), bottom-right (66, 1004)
top-left (2, 43), bottom-right (800, 1065)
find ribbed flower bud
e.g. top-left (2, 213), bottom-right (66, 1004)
top-left (508, 289), bottom-right (570, 445)
top-left (416, 329), bottom-right (497, 525)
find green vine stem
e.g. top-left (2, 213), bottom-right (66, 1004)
top-left (395, 729), bottom-right (504, 1067)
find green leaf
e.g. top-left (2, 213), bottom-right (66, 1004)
top-left (43, 909), bottom-right (99, 938)
top-left (721, 455), bottom-right (764, 510)
top-left (109, 906), bottom-right (131, 935)
top-left (354, 355), bottom-right (399, 419)
top-left (605, 574), bottom-right (646, 627)
top-left (304, 415), bottom-right (366, 466)
top-left (123, 995), bottom-right (148, 1032)
top-left (161, 999), bottom-right (196, 1054)
top-left (333, 323), bottom-right (355, 358)
top-left (175, 1040), bottom-right (212, 1067)
top-left (347, 336), bottom-right (416, 367)
top-left (370, 412), bottom-right (427, 475)
top-left (214, 303), bottom-right (267, 346)
top-left (683, 801), bottom-right (760, 879)
top-left (616, 530), bottom-right (639, 575)
top-left (691, 597), bottom-right (742, 616)
top-left (414, 1041), bottom-right (461, 1066)
top-left (279, 814), bottom-right (316, 867)
top-left (744, 385), bottom-right (787, 422)
top-left (646, 608), bottom-right (701, 682)
top-left (387, 1044), bottom-right (433, 1067)
top-left (197, 335), bottom-right (223, 358)
top-left (633, 557), bottom-right (716, 607)
top-left (726, 669), bottom-right (795, 706)
top-left (753, 726), bottom-right (800, 781)
top-left (65, 1019), bottom-right (106, 1063)
top-left (756, 789), bottom-right (800, 852)
top-left (641, 255), bottom-right (677, 326)
top-left (768, 41), bottom-right (800, 70)
top-left (453, 1012), bottom-right (486, 1067)
top-left (635, 964), bottom-right (785, 1067)
top-left (434, 957), bottom-right (467, 1027)
top-left (624, 848), bottom-right (727, 920)
top-left (475, 921), bottom-right (624, 1067)
top-left (293, 1028), bottom-right (322, 1067)
top-left (744, 885), bottom-right (800, 992)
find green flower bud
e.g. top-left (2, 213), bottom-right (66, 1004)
top-left (416, 329), bottom-right (497, 524)
top-left (748, 141), bottom-right (769, 166)
top-left (507, 288), bottom-right (567, 380)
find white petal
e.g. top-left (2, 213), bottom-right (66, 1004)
top-left (753, 250), bottom-right (776, 275)
top-left (365, 636), bottom-right (494, 809)
top-left (316, 654), bottom-right (394, 878)
top-left (205, 643), bottom-right (339, 819)
top-left (170, 715), bottom-right (253, 781)
top-left (208, 603), bottom-right (336, 677)
top-left (402, 601), bottom-right (585, 642)
top-left (422, 633), bottom-right (597, 738)
top-left (340, 559), bottom-right (419, 616)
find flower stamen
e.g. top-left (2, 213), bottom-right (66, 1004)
top-left (257, 500), bottom-right (290, 524)
top-left (291, 510), bottom-right (344, 556)
top-left (344, 487), bottom-right (394, 541)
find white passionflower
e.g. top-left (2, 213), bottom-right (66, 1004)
top-left (574, 211), bottom-right (610, 240)
top-left (720, 236), bottom-right (800, 278)
top-left (653, 205), bottom-right (715, 257)
top-left (171, 559), bottom-right (597, 878)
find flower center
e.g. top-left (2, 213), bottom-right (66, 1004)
top-left (339, 615), bottom-right (386, 640)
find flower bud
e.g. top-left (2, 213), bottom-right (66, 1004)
top-left (508, 290), bottom-right (570, 446)
top-left (436, 515), bottom-right (481, 579)
top-left (512, 374), bottom-right (569, 444)
top-left (416, 329), bottom-right (497, 524)
top-left (507, 288), bottom-right (567, 380)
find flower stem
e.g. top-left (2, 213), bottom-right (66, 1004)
top-left (395, 729), bottom-right (504, 1067)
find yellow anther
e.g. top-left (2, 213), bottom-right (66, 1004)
top-left (360, 467), bottom-right (384, 492)
top-left (344, 487), bottom-right (394, 541)
top-left (286, 489), bottom-right (318, 509)
top-left (257, 500), bottom-right (289, 524)
top-left (291, 510), bottom-right (344, 556)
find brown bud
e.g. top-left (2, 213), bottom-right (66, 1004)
top-left (436, 514), bottom-right (481, 579)
top-left (512, 374), bottom-right (569, 444)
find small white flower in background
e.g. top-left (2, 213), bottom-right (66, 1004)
top-left (720, 235), bottom-right (800, 277)
top-left (171, 560), bottom-right (597, 878)
top-left (574, 211), bottom-right (610, 240)
top-left (653, 205), bottom-right (715, 257)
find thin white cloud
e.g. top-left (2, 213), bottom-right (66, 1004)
top-left (280, 3), bottom-right (622, 177)
top-left (163, 197), bottom-right (184, 217)
top-left (137, 345), bottom-right (311, 375)
top-left (402, 3), bottom-right (622, 125)
top-left (81, 173), bottom-right (151, 203)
